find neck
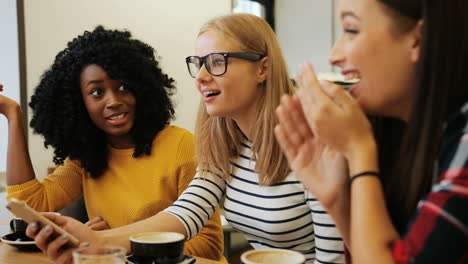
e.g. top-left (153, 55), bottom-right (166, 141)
top-left (396, 86), bottom-right (415, 123)
top-left (107, 135), bottom-right (135, 149)
top-left (398, 68), bottom-right (417, 122)
top-left (234, 115), bottom-right (255, 140)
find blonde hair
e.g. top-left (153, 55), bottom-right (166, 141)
top-left (195, 13), bottom-right (294, 185)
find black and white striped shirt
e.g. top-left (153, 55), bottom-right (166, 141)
top-left (165, 141), bottom-right (344, 264)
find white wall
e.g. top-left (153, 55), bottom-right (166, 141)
top-left (275, 0), bottom-right (334, 76)
top-left (334, 0), bottom-right (342, 43)
top-left (0, 0), bottom-right (21, 173)
top-left (24, 0), bottom-right (231, 179)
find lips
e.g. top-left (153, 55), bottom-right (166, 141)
top-left (341, 70), bottom-right (361, 82)
top-left (105, 112), bottom-right (129, 125)
top-left (106, 112), bottom-right (127, 120)
top-left (202, 90), bottom-right (221, 98)
top-left (200, 89), bottom-right (221, 104)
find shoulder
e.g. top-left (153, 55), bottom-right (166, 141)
top-left (49, 158), bottom-right (87, 177)
top-left (62, 158), bottom-right (84, 170)
top-left (438, 102), bottom-right (468, 183)
top-left (151, 126), bottom-right (195, 163)
top-left (152, 126), bottom-right (194, 148)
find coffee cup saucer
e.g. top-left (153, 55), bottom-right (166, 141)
top-left (1, 232), bottom-right (39, 251)
top-left (126, 254), bottom-right (196, 264)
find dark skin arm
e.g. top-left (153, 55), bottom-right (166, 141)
top-left (0, 84), bottom-right (36, 186)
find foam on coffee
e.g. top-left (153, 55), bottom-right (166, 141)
top-left (242, 249), bottom-right (305, 264)
top-left (130, 232), bottom-right (185, 244)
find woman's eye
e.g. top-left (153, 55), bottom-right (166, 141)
top-left (344, 28), bottom-right (359, 34)
top-left (118, 84), bottom-right (131, 93)
top-left (90, 88), bottom-right (103, 96)
top-left (212, 59), bottom-right (225, 67)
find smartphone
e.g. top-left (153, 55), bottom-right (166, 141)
top-left (6, 198), bottom-right (80, 247)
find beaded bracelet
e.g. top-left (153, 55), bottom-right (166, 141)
top-left (349, 171), bottom-right (380, 185)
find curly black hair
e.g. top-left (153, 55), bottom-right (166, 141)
top-left (29, 26), bottom-right (176, 178)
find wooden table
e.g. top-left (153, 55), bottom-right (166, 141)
top-left (0, 241), bottom-right (224, 264)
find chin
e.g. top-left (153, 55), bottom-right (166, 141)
top-left (108, 127), bottom-right (133, 136)
top-left (205, 107), bottom-right (227, 118)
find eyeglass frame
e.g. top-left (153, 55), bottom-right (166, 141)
top-left (185, 52), bottom-right (265, 78)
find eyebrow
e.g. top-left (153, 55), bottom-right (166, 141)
top-left (86, 80), bottom-right (103, 87)
top-left (341, 11), bottom-right (360, 20)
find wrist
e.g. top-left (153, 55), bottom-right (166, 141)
top-left (96, 230), bottom-right (111, 247)
top-left (346, 139), bottom-right (379, 176)
top-left (98, 229), bottom-right (130, 253)
top-left (5, 104), bottom-right (22, 121)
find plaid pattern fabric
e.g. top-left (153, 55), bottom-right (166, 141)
top-left (392, 103), bottom-right (468, 264)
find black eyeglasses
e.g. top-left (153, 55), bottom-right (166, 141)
top-left (185, 52), bottom-right (264, 78)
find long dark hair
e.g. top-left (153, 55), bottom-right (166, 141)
top-left (377, 0), bottom-right (468, 233)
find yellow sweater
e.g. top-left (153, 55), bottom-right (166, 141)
top-left (7, 126), bottom-right (224, 260)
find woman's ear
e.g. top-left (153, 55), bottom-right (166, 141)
top-left (410, 20), bottom-right (423, 63)
top-left (257, 56), bottom-right (269, 83)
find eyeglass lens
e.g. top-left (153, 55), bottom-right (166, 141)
top-left (187, 53), bottom-right (227, 77)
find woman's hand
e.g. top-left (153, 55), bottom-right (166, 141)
top-left (276, 94), bottom-right (352, 245)
top-left (275, 94), bottom-right (349, 208)
top-left (86, 216), bottom-right (111, 231)
top-left (0, 84), bottom-right (21, 119)
top-left (294, 62), bottom-right (377, 173)
top-left (26, 213), bottom-right (101, 263)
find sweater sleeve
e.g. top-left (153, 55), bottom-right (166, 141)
top-left (169, 130), bottom-right (225, 261)
top-left (306, 191), bottom-right (345, 264)
top-left (6, 159), bottom-right (84, 212)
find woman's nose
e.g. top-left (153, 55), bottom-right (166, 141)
top-left (329, 39), bottom-right (345, 68)
top-left (106, 93), bottom-right (123, 109)
top-left (195, 64), bottom-right (211, 82)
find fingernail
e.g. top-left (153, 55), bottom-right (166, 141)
top-left (44, 226), bottom-right (51, 233)
top-left (31, 222), bottom-right (37, 228)
top-left (60, 234), bottom-right (68, 240)
top-left (83, 242), bottom-right (91, 247)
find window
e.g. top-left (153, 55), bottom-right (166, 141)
top-left (232, 0), bottom-right (275, 30)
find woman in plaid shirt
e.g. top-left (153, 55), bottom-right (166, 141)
top-left (276, 0), bottom-right (467, 263)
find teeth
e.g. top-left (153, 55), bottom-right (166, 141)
top-left (317, 72), bottom-right (344, 82)
top-left (108, 113), bottom-right (125, 120)
top-left (203, 91), bottom-right (220, 96)
top-left (345, 74), bottom-right (360, 82)
top-left (317, 72), bottom-right (360, 83)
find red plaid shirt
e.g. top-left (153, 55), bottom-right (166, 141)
top-left (391, 104), bottom-right (468, 263)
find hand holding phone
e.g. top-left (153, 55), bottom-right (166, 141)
top-left (6, 198), bottom-right (80, 247)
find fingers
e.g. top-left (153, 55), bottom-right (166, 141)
top-left (274, 124), bottom-right (295, 165)
top-left (53, 247), bottom-right (74, 264)
top-left (41, 213), bottom-right (74, 227)
top-left (296, 62), bottom-right (334, 107)
top-left (275, 94), bottom-right (316, 168)
top-left (26, 222), bottom-right (40, 239)
top-left (277, 95), bottom-right (305, 148)
top-left (289, 95), bottom-right (314, 139)
top-left (85, 216), bottom-right (102, 226)
top-left (33, 225), bottom-right (53, 252)
top-left (45, 233), bottom-right (70, 260)
top-left (32, 223), bottom-right (77, 261)
top-left (320, 81), bottom-right (355, 108)
top-left (86, 216), bottom-right (110, 231)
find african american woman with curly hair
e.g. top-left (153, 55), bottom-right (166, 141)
top-left (0, 26), bottom-right (224, 261)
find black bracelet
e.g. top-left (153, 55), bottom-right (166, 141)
top-left (349, 171), bottom-right (380, 185)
